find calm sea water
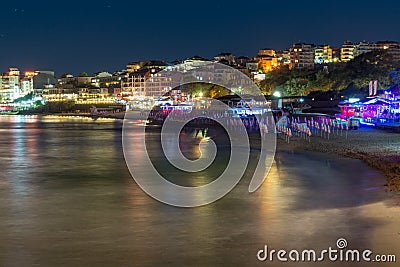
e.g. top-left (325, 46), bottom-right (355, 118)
top-left (0, 115), bottom-right (399, 267)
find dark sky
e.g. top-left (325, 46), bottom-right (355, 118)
top-left (1, 0), bottom-right (399, 75)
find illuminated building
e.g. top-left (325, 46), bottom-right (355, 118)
top-left (8, 68), bottom-right (20, 76)
top-left (126, 62), bottom-right (142, 72)
top-left (257, 48), bottom-right (275, 57)
top-left (42, 86), bottom-right (77, 102)
top-left (257, 57), bottom-right (279, 73)
top-left (46, 71), bottom-right (120, 103)
top-left (314, 45), bottom-right (333, 64)
top-left (121, 68), bottom-right (172, 99)
top-left (126, 60), bottom-right (169, 73)
top-left (252, 73), bottom-right (266, 82)
top-left (255, 48), bottom-right (279, 73)
top-left (41, 86), bottom-right (115, 104)
top-left (376, 40), bottom-right (400, 61)
top-left (173, 56), bottom-right (213, 81)
top-left (337, 98), bottom-right (399, 125)
top-left (213, 63), bottom-right (252, 90)
top-left (276, 50), bottom-right (290, 66)
top-left (57, 75), bottom-right (93, 88)
top-left (18, 71), bottom-right (36, 96)
top-left (340, 41), bottom-right (355, 62)
top-left (20, 77), bottom-right (33, 96)
top-left (214, 53), bottom-right (235, 65)
top-left (91, 72), bottom-right (122, 88)
top-left (0, 68), bottom-right (21, 101)
top-left (289, 43), bottom-right (315, 69)
top-left (24, 71), bottom-right (36, 77)
top-left (353, 41), bottom-right (378, 57)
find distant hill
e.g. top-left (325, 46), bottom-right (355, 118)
top-left (259, 50), bottom-right (400, 97)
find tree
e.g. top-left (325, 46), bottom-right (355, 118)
top-left (208, 85), bottom-right (230, 98)
top-left (78, 72), bottom-right (89, 77)
top-left (33, 100), bottom-right (43, 107)
top-left (60, 73), bottom-right (71, 78)
top-left (389, 69), bottom-right (400, 86)
top-left (13, 92), bottom-right (34, 103)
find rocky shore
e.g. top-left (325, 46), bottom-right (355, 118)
top-left (277, 127), bottom-right (400, 191)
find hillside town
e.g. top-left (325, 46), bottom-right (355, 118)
top-left (1, 40), bottom-right (400, 121)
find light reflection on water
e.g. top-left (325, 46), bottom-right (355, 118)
top-left (0, 115), bottom-right (398, 267)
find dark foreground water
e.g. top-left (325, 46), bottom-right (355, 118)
top-left (0, 115), bottom-right (399, 267)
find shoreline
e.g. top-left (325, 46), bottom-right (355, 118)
top-left (276, 128), bottom-right (400, 192)
top-left (0, 112), bottom-right (125, 119)
top-left (2, 113), bottom-right (400, 192)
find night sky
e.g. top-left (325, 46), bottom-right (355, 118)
top-left (1, 0), bottom-right (399, 75)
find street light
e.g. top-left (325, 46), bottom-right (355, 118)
top-left (273, 91), bottom-right (281, 98)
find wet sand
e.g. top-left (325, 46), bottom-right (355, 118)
top-left (277, 128), bottom-right (400, 192)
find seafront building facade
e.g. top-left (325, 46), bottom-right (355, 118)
top-left (314, 45), bottom-right (333, 64)
top-left (255, 48), bottom-right (279, 73)
top-left (376, 41), bottom-right (400, 61)
top-left (353, 41), bottom-right (379, 58)
top-left (289, 43), bottom-right (315, 69)
top-left (121, 68), bottom-right (173, 99)
top-left (340, 41), bottom-right (355, 62)
top-left (0, 68), bottom-right (34, 102)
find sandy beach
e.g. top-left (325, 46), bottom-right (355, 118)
top-left (277, 127), bottom-right (400, 192)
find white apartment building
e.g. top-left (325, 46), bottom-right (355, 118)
top-left (340, 41), bottom-right (355, 62)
